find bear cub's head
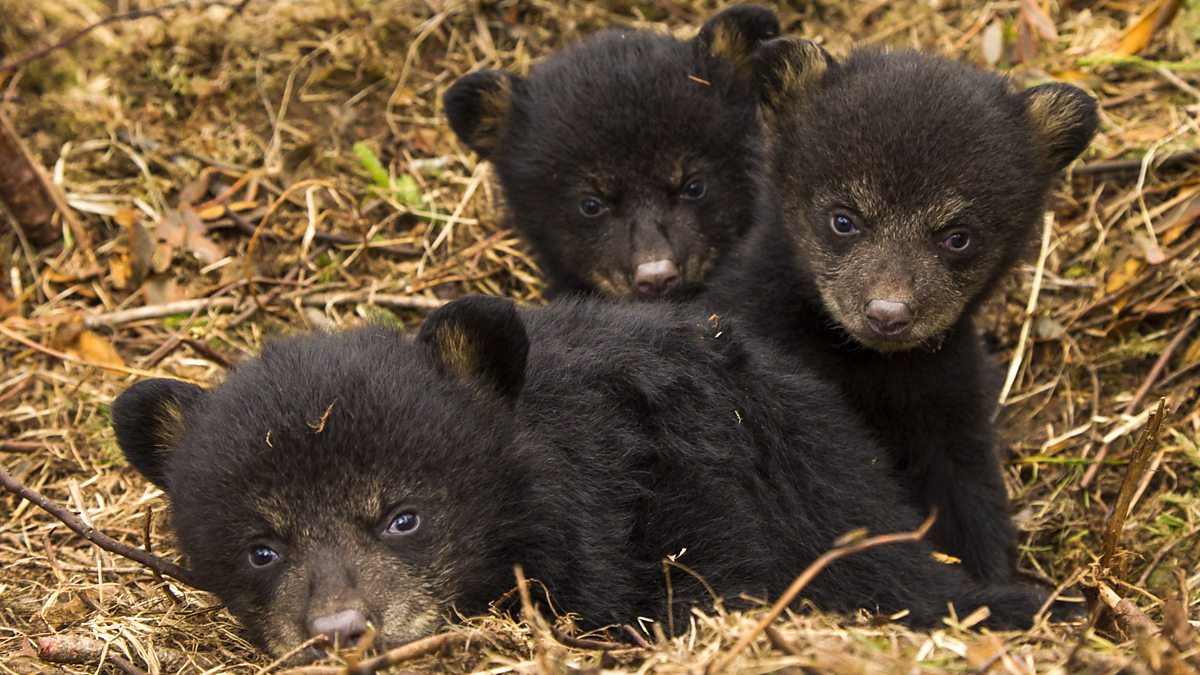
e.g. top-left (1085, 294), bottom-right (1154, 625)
top-left (754, 39), bottom-right (1097, 351)
top-left (112, 297), bottom-right (532, 658)
top-left (445, 5), bottom-right (778, 300)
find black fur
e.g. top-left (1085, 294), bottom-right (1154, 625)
top-left (443, 6), bottom-right (778, 299)
top-left (710, 41), bottom-right (1098, 583)
top-left (112, 297), bottom-right (1051, 656)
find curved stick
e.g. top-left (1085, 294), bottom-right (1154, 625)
top-left (0, 463), bottom-right (202, 589)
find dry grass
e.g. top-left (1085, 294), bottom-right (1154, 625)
top-left (1, 0), bottom-right (1198, 672)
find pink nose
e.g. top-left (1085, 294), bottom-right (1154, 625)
top-left (634, 260), bottom-right (680, 297)
top-left (864, 300), bottom-right (913, 338)
top-left (309, 609), bottom-right (369, 648)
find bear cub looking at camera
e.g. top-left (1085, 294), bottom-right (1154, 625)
top-left (444, 6), bottom-right (777, 299)
top-left (711, 38), bottom-right (1098, 584)
top-left (113, 296), bottom-right (1053, 657)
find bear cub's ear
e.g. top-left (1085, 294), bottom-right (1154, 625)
top-left (754, 37), bottom-right (835, 114)
top-left (695, 4), bottom-right (781, 74)
top-left (1019, 82), bottom-right (1099, 172)
top-left (112, 378), bottom-right (207, 492)
top-left (418, 295), bottom-right (529, 402)
top-left (443, 70), bottom-right (521, 159)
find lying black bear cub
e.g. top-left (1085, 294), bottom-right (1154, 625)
top-left (114, 296), bottom-right (1053, 656)
top-left (712, 39), bottom-right (1098, 583)
top-left (444, 5), bottom-right (777, 300)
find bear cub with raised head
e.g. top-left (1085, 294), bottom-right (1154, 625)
top-left (114, 296), bottom-right (1052, 657)
top-left (444, 6), bottom-right (777, 300)
top-left (711, 38), bottom-right (1098, 584)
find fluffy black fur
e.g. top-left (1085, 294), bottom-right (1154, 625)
top-left (709, 39), bottom-right (1098, 583)
top-left (112, 296), bottom-right (1053, 656)
top-left (443, 6), bottom-right (777, 299)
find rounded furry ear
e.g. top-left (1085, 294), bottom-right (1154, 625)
top-left (695, 4), bottom-right (781, 75)
top-left (417, 295), bottom-right (528, 402)
top-left (112, 378), bottom-right (207, 491)
top-left (754, 37), bottom-right (834, 114)
top-left (1019, 83), bottom-right (1099, 172)
top-left (443, 70), bottom-right (520, 159)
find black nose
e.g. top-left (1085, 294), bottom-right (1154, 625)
top-left (864, 300), bottom-right (913, 337)
top-left (634, 259), bottom-right (680, 297)
top-left (309, 609), bottom-right (369, 648)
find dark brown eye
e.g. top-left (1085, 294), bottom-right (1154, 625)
top-left (681, 178), bottom-right (707, 200)
top-left (384, 511), bottom-right (420, 536)
top-left (248, 545), bottom-right (280, 568)
top-left (830, 209), bottom-right (860, 236)
top-left (943, 230), bottom-right (971, 252)
top-left (579, 198), bottom-right (606, 218)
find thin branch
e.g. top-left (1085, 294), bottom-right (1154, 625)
top-left (515, 564), bottom-right (552, 675)
top-left (549, 625), bottom-right (626, 652)
top-left (0, 323), bottom-right (204, 384)
top-left (0, 0), bottom-right (254, 75)
top-left (277, 631), bottom-right (474, 675)
top-left (1070, 149), bottom-right (1199, 177)
top-left (0, 440), bottom-right (44, 453)
top-left (37, 634), bottom-right (209, 672)
top-left (1082, 315), bottom-right (1193, 487)
top-left (83, 297), bottom-right (240, 328)
top-left (1096, 582), bottom-right (1157, 636)
top-left (0, 463), bottom-right (202, 589)
top-left (622, 624), bottom-right (652, 649)
top-left (1098, 399), bottom-right (1168, 574)
top-left (707, 511), bottom-right (937, 674)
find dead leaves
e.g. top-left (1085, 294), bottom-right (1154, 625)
top-left (49, 318), bottom-right (127, 369)
top-left (976, 0), bottom-right (1183, 68)
top-left (106, 205), bottom-right (230, 291)
top-left (981, 20), bottom-right (1003, 66)
top-left (108, 208), bottom-right (154, 289)
top-left (1114, 0), bottom-right (1183, 57)
top-left (156, 208), bottom-right (224, 266)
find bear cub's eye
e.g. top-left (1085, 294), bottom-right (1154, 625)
top-left (384, 511), bottom-right (420, 536)
top-left (579, 198), bottom-right (606, 218)
top-left (942, 230), bottom-right (971, 252)
top-left (681, 178), bottom-right (707, 200)
top-left (248, 545), bottom-right (280, 568)
top-left (829, 210), bottom-right (860, 236)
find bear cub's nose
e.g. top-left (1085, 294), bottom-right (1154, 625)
top-left (864, 300), bottom-right (913, 338)
top-left (309, 608), bottom-right (369, 647)
top-left (635, 259), bottom-right (680, 297)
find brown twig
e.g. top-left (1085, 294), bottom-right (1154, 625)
top-left (278, 631), bottom-right (473, 675)
top-left (107, 655), bottom-right (151, 675)
top-left (347, 631), bottom-right (473, 675)
top-left (254, 636), bottom-right (330, 675)
top-left (1071, 149), bottom-right (1199, 177)
top-left (0, 439), bottom-right (44, 453)
top-left (299, 292), bottom-right (446, 312)
top-left (1081, 315), bottom-right (1192, 487)
top-left (763, 625), bottom-right (804, 657)
top-left (0, 322), bottom-right (203, 384)
top-left (1096, 582), bottom-right (1157, 636)
top-left (37, 634), bottom-right (204, 671)
top-left (515, 564), bottom-right (553, 674)
top-left (707, 511), bottom-right (937, 673)
top-left (549, 625), bottom-right (627, 652)
top-left (0, 464), bottom-right (202, 589)
top-left (622, 624), bottom-right (653, 650)
top-left (1098, 399), bottom-right (1167, 575)
top-left (0, 0), bottom-right (253, 75)
top-left (83, 297), bottom-right (241, 327)
top-left (215, 204), bottom-right (421, 259)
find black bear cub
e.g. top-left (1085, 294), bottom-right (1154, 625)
top-left (444, 6), bottom-right (778, 300)
top-left (114, 297), bottom-right (1051, 657)
top-left (711, 39), bottom-right (1098, 583)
